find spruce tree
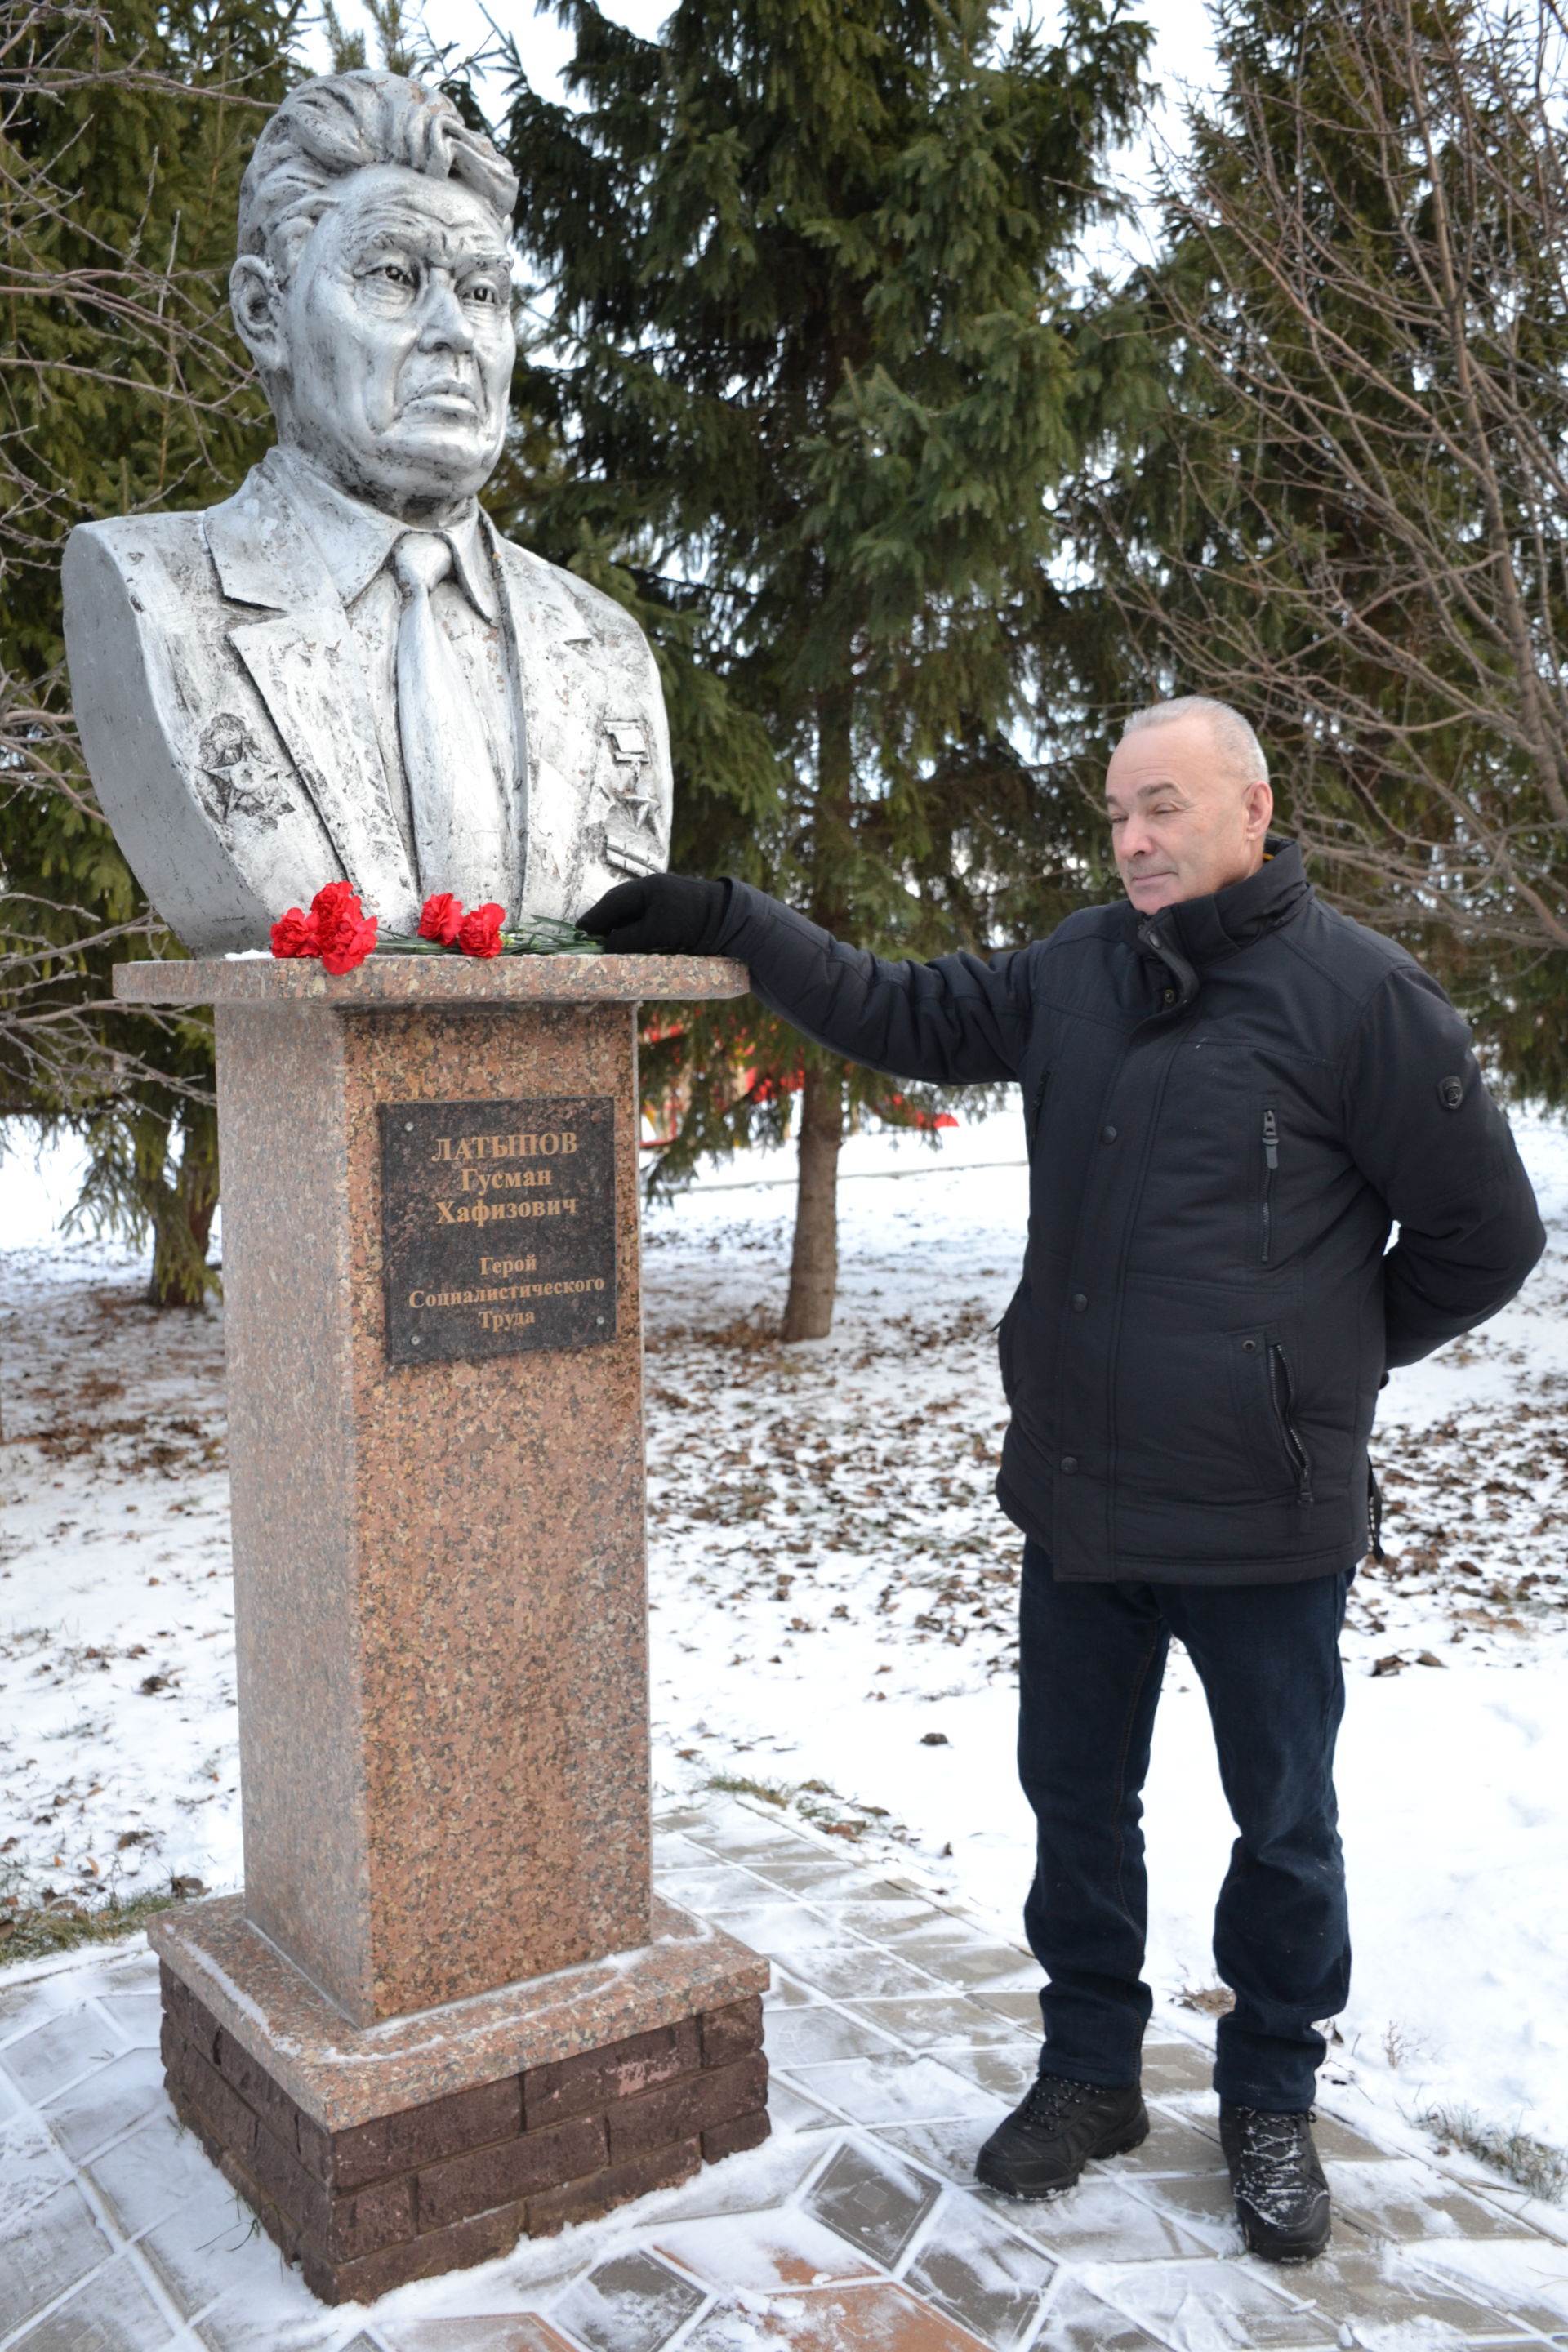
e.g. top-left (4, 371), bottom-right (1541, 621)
top-left (1077, 0), bottom-right (1568, 1098)
top-left (0, 0), bottom-right (298, 1300)
top-left (490, 0), bottom-right (1150, 1335)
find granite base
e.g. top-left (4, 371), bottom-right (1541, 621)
top-left (155, 1899), bottom-right (769, 2305)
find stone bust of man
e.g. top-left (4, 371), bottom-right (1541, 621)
top-left (62, 72), bottom-right (671, 956)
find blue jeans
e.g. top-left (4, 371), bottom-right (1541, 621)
top-left (1018, 1542), bottom-right (1351, 2111)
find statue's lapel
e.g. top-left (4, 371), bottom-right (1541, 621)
top-left (486, 526), bottom-right (608, 916)
top-left (205, 474), bottom-right (419, 928)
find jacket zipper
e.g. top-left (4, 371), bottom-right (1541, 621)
top-left (1261, 1108), bottom-right (1279, 1263)
top-left (1268, 1343), bottom-right (1314, 1505)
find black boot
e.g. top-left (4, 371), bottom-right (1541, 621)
top-left (975, 2072), bottom-right (1148, 2199)
top-left (1219, 2101), bottom-right (1331, 2261)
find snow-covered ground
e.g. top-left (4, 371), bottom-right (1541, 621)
top-left (2, 1103), bottom-right (1566, 2187)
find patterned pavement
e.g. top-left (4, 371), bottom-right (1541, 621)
top-left (3, 1799), bottom-right (1566, 2352)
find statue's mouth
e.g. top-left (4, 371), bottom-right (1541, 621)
top-left (400, 381), bottom-right (482, 419)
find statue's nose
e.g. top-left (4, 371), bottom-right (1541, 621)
top-left (417, 275), bottom-right (475, 354)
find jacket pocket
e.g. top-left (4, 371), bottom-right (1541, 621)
top-left (1268, 1341), bottom-right (1315, 1503)
top-left (1232, 1330), bottom-right (1315, 1503)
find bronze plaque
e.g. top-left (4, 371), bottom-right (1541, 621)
top-left (379, 1097), bottom-right (617, 1365)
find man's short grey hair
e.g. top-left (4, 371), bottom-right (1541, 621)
top-left (237, 71), bottom-right (519, 283)
top-left (1120, 695), bottom-right (1269, 786)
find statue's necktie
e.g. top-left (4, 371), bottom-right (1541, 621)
top-left (393, 531), bottom-right (498, 899)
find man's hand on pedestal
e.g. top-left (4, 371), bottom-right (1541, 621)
top-left (578, 874), bottom-right (729, 956)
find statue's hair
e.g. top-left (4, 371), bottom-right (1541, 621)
top-left (237, 71), bottom-right (518, 278)
top-left (1120, 694), bottom-right (1269, 785)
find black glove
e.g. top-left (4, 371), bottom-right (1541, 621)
top-left (577, 873), bottom-right (729, 956)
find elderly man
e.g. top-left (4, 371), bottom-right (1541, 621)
top-left (582, 696), bottom-right (1544, 2261)
top-left (63, 71), bottom-right (670, 956)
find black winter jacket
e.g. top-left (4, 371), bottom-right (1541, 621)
top-left (715, 845), bottom-right (1545, 1584)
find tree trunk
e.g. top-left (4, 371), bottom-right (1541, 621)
top-left (780, 1062), bottom-right (844, 1342)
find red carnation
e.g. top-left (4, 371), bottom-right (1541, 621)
top-left (418, 892), bottom-right (464, 944)
top-left (456, 902), bottom-right (505, 959)
top-left (270, 906), bottom-right (319, 959)
top-left (310, 880), bottom-right (378, 975)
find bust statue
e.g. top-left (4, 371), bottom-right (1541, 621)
top-left (61, 72), bottom-right (671, 956)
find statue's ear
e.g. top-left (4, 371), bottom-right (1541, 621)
top-left (230, 254), bottom-right (287, 378)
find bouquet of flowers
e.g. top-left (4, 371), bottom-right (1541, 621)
top-left (270, 883), bottom-right (603, 974)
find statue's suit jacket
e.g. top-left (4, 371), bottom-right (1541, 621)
top-left (62, 461), bottom-right (672, 955)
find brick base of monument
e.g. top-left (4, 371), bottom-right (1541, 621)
top-left (160, 1964), bottom-right (769, 2305)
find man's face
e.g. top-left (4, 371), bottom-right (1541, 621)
top-left (272, 166), bottom-right (514, 516)
top-left (1105, 716), bottom-right (1272, 916)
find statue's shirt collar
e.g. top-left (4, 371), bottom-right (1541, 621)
top-left (264, 445), bottom-right (498, 623)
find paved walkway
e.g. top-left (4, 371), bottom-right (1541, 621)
top-left (3, 1801), bottom-right (1566, 2352)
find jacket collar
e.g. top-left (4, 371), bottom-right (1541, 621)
top-left (1131, 838), bottom-right (1310, 971)
top-left (213, 445), bottom-right (498, 621)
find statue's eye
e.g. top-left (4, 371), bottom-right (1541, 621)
top-left (467, 278), bottom-right (499, 305)
top-left (379, 261), bottom-right (416, 290)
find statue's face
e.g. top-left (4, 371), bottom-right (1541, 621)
top-left (272, 165), bottom-right (514, 514)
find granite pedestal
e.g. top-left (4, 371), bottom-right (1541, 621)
top-left (113, 953), bottom-right (764, 2302)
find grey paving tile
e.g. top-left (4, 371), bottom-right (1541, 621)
top-left (86, 2110), bottom-right (228, 2243)
top-left (626, 2131), bottom-right (826, 2225)
top-left (550, 2250), bottom-right (708, 2352)
top-left (757, 1939), bottom-right (960, 2002)
top-left (1303, 2112), bottom-right (1394, 2165)
top-left (656, 1865), bottom-right (794, 1910)
top-left (650, 1833), bottom-right (715, 1869)
top-left (1116, 2171), bottom-right (1243, 2256)
top-left (1286, 2240), bottom-right (1517, 2335)
top-left (140, 2176), bottom-right (278, 2319)
top-left (42, 2047), bottom-right (166, 2161)
top-left (648, 2312), bottom-right (773, 2352)
top-left (96, 1997), bottom-right (163, 2052)
top-left (651, 2207), bottom-right (879, 2292)
top-left (194, 2280), bottom-right (345, 2352)
top-left (969, 1993), bottom-right (1043, 2032)
top-left (765, 2080), bottom-right (844, 2133)
top-left (1326, 2159), bottom-right (1532, 2244)
top-left (1110, 2109), bottom-right (1224, 2174)
top-left (931, 2048), bottom-right (1036, 2105)
top-left (794, 1902), bottom-right (957, 1944)
top-left (1001, 2174), bottom-right (1214, 2265)
top-left (0, 1976), bottom-right (70, 2043)
top-left (844, 1998), bottom-right (1036, 2055)
top-left (691, 1904), bottom-right (940, 1982)
top-left (376, 2323), bottom-right (584, 2352)
top-left (764, 1973), bottom-right (822, 2012)
top-left (1405, 2241), bottom-right (1568, 2336)
top-left (906, 2192), bottom-right (1058, 2350)
top-left (1089, 2260), bottom-right (1339, 2346)
top-left (379, 2324), bottom-right (599, 2352)
top-left (1034, 2281), bottom-right (1169, 2352)
top-left (7, 2252), bottom-right (176, 2351)
top-left (800, 2137), bottom-right (940, 2266)
top-left (0, 2181), bottom-right (115, 2340)
top-left (869, 2119), bottom-right (994, 2191)
top-left (0, 2110), bottom-right (74, 2229)
top-left (781, 2054), bottom-right (1004, 2128)
top-left (764, 2008), bottom-right (903, 2069)
top-left (681, 1819), bottom-right (813, 1861)
top-left (1, 2013), bottom-right (121, 2104)
top-left (733, 1860), bottom-right (893, 1895)
top-left (880, 1940), bottom-right (1039, 1994)
top-left (1137, 2043), bottom-right (1212, 2097)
